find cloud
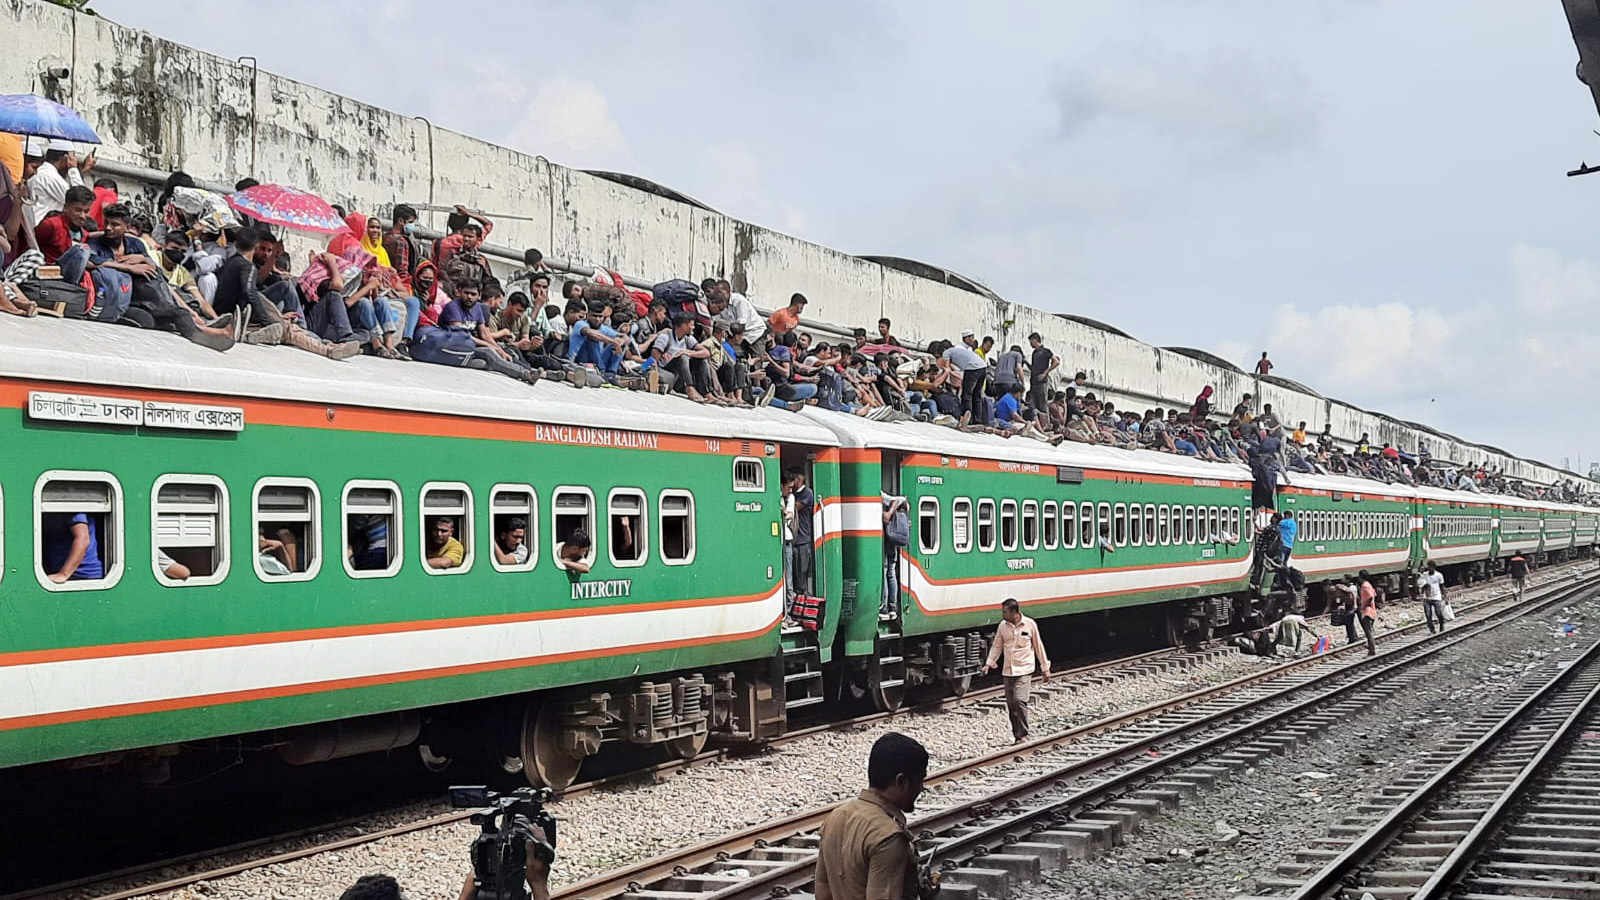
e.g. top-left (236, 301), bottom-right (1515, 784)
top-left (1050, 45), bottom-right (1319, 163)
top-left (501, 78), bottom-right (632, 169)
top-left (696, 141), bottom-right (808, 233)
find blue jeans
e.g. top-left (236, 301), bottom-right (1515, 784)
top-left (396, 295), bottom-right (421, 339)
top-left (908, 391), bottom-right (939, 419)
top-left (569, 324), bottom-right (621, 374)
top-left (57, 245), bottom-right (90, 286)
top-left (350, 296), bottom-right (395, 340)
top-left (1173, 439), bottom-right (1198, 456)
top-left (777, 382), bottom-right (817, 403)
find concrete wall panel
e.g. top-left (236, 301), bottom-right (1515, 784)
top-left (5, 0), bottom-right (1586, 488)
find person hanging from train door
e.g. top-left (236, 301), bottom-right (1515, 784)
top-left (882, 494), bottom-right (910, 616)
top-left (1276, 510), bottom-right (1297, 569)
top-left (1250, 513), bottom-right (1285, 592)
top-left (783, 469), bottom-right (816, 610)
top-left (979, 599), bottom-right (1051, 743)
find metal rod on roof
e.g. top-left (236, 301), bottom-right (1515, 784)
top-left (403, 202), bottom-right (546, 223)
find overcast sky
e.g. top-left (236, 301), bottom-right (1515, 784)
top-left (103, 1), bottom-right (1600, 472)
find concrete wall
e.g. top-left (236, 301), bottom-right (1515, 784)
top-left (2, 0), bottom-right (1585, 489)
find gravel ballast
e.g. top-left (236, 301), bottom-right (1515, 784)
top-left (124, 567), bottom-right (1583, 900)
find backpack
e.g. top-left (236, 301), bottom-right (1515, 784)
top-left (651, 279), bottom-right (708, 325)
top-left (885, 508), bottom-right (910, 547)
top-left (17, 278), bottom-right (93, 319)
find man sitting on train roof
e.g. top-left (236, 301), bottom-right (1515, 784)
top-left (88, 204), bottom-right (236, 351)
top-left (425, 516), bottom-right (466, 570)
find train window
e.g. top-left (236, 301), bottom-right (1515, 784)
top-left (1113, 503), bottom-right (1128, 547)
top-left (1000, 500), bottom-right (1019, 552)
top-left (918, 498), bottom-right (941, 555)
top-left (1208, 507), bottom-right (1220, 543)
top-left (1041, 501), bottom-right (1059, 550)
top-left (1185, 506), bottom-right (1198, 545)
top-left (1129, 503), bottom-right (1142, 546)
top-left (343, 481), bottom-right (402, 579)
top-left (1158, 505), bottom-right (1171, 545)
top-left (1145, 505), bottom-right (1157, 546)
top-left (490, 485), bottom-right (538, 572)
top-left (608, 489), bottom-right (648, 567)
top-left (254, 479), bottom-right (320, 582)
top-left (1021, 500), bottom-right (1039, 550)
top-left (953, 498), bottom-right (973, 553)
top-left (553, 488), bottom-right (597, 567)
top-left (35, 473), bottom-right (124, 592)
top-left (660, 491), bottom-right (696, 564)
top-left (733, 457), bottom-right (765, 493)
top-left (1062, 502), bottom-right (1078, 549)
top-left (1096, 502), bottom-right (1112, 548)
top-left (421, 483), bottom-right (474, 575)
top-left (1079, 503), bottom-right (1094, 549)
top-left (977, 500), bottom-right (997, 552)
top-left (152, 476), bottom-right (229, 587)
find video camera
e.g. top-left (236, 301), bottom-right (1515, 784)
top-left (449, 785), bottom-right (558, 900)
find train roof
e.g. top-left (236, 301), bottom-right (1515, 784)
top-left (0, 316), bottom-right (842, 447)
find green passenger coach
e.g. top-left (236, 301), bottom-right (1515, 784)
top-left (0, 317), bottom-right (1590, 788)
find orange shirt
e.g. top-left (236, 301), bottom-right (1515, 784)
top-left (768, 307), bottom-right (801, 335)
top-left (0, 133), bottom-right (22, 187)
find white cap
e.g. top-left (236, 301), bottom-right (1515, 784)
top-left (21, 136), bottom-right (47, 158)
top-left (45, 138), bottom-right (74, 153)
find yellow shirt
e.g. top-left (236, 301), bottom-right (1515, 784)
top-left (1291, 428), bottom-right (1306, 445)
top-left (430, 537), bottom-right (465, 567)
top-left (0, 134), bottom-right (21, 188)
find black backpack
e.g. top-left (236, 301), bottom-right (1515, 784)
top-left (17, 279), bottom-right (92, 319)
top-left (652, 279), bottom-right (706, 325)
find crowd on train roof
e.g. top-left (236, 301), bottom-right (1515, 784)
top-left (0, 140), bottom-right (1590, 506)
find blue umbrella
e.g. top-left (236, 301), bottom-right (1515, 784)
top-left (0, 94), bottom-right (100, 143)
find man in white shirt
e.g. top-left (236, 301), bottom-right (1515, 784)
top-left (26, 138), bottom-right (92, 225)
top-left (1419, 561), bottom-right (1447, 633)
top-left (706, 278), bottom-right (766, 346)
top-left (979, 598), bottom-right (1051, 742)
top-left (940, 330), bottom-right (990, 426)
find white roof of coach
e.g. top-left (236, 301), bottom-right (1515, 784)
top-left (0, 316), bottom-right (841, 446)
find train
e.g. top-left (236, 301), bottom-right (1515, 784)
top-left (1, 316), bottom-right (1593, 789)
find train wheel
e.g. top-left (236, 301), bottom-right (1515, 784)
top-left (520, 699), bottom-right (584, 791)
top-left (870, 677), bottom-right (905, 713)
top-left (666, 730), bottom-right (708, 761)
top-left (945, 674), bottom-right (973, 697)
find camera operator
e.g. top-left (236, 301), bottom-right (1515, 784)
top-left (457, 821), bottom-right (552, 900)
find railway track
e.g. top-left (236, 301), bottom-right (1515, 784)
top-left (549, 571), bottom-right (1600, 900)
top-left (22, 568), bottom-right (1587, 900)
top-left (1248, 634), bottom-right (1600, 899)
top-left (10, 639), bottom-right (1232, 900)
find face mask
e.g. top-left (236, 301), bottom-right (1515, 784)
top-left (164, 248), bottom-right (185, 264)
top-left (402, 223), bottom-right (416, 235)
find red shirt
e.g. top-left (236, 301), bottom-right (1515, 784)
top-left (88, 186), bottom-right (117, 229)
top-left (33, 214), bottom-right (85, 264)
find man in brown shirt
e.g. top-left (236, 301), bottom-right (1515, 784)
top-left (979, 598), bottom-right (1051, 742)
top-left (815, 733), bottom-right (928, 900)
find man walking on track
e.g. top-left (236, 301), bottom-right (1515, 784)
top-left (1419, 561), bottom-right (1447, 634)
top-left (814, 732), bottom-right (928, 900)
top-left (1508, 553), bottom-right (1529, 601)
top-left (1357, 570), bottom-right (1379, 656)
top-left (979, 598), bottom-right (1051, 743)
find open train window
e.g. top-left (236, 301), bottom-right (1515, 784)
top-left (1129, 503), bottom-right (1142, 546)
top-left (608, 489), bottom-right (648, 568)
top-left (1097, 502), bottom-right (1112, 548)
top-left (36, 472), bottom-right (123, 592)
top-left (1158, 505), bottom-right (1171, 545)
top-left (733, 457), bottom-right (765, 493)
top-left (1062, 502), bottom-right (1078, 548)
top-left (1041, 501), bottom-right (1059, 550)
top-left (254, 478), bottom-right (320, 582)
top-left (953, 498), bottom-right (973, 553)
top-left (1145, 505), bottom-right (1157, 546)
top-left (1000, 500), bottom-right (1018, 552)
top-left (1021, 500), bottom-right (1039, 550)
top-left (918, 498), bottom-right (941, 555)
top-left (553, 488), bottom-right (597, 566)
top-left (1079, 503), bottom-right (1094, 549)
top-left (1207, 507), bottom-right (1220, 543)
top-left (1184, 506), bottom-right (1198, 544)
top-left (660, 491), bottom-right (695, 564)
top-left (421, 483), bottom-right (474, 575)
top-left (343, 481), bottom-right (402, 578)
top-left (152, 476), bottom-right (229, 587)
top-left (977, 499), bottom-right (997, 552)
top-left (1112, 503), bottom-right (1127, 547)
top-left (490, 485), bottom-right (537, 572)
